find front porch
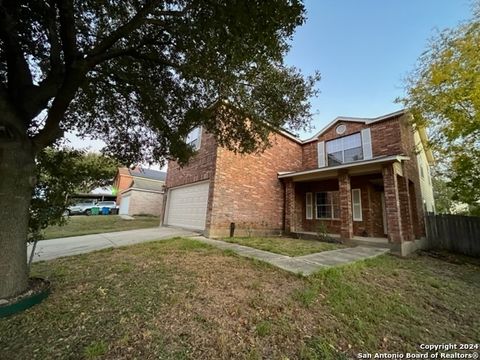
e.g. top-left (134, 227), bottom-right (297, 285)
top-left (279, 156), bottom-right (424, 250)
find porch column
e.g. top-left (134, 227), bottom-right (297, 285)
top-left (338, 172), bottom-right (353, 239)
top-left (284, 180), bottom-right (296, 233)
top-left (382, 165), bottom-right (403, 243)
top-left (398, 175), bottom-right (414, 241)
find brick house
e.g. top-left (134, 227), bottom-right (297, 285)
top-left (162, 110), bottom-right (435, 255)
top-left (113, 167), bottom-right (166, 216)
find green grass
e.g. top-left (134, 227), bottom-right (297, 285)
top-left (42, 215), bottom-right (160, 240)
top-left (224, 236), bottom-right (345, 256)
top-left (1, 238), bottom-right (479, 359)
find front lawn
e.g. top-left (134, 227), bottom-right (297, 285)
top-left (42, 215), bottom-right (160, 240)
top-left (224, 236), bottom-right (345, 256)
top-left (1, 238), bottom-right (479, 359)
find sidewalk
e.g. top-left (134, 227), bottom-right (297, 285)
top-left (192, 236), bottom-right (390, 275)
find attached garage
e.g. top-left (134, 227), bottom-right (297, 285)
top-left (164, 181), bottom-right (210, 231)
top-left (119, 193), bottom-right (131, 215)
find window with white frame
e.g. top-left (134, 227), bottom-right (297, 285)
top-left (186, 126), bottom-right (201, 150)
top-left (315, 191), bottom-right (340, 219)
top-left (352, 189), bottom-right (362, 221)
top-left (305, 193), bottom-right (313, 219)
top-left (326, 133), bottom-right (363, 166)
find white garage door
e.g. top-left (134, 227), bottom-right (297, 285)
top-left (165, 182), bottom-right (209, 230)
top-left (119, 194), bottom-right (131, 215)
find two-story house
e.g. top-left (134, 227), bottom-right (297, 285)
top-left (162, 110), bottom-right (435, 255)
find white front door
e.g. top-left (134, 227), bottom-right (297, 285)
top-left (165, 181), bottom-right (209, 230)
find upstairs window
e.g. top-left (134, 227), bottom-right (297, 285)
top-left (186, 126), bottom-right (201, 150)
top-left (326, 133), bottom-right (363, 166)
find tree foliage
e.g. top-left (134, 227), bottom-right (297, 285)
top-left (400, 3), bottom-right (480, 209)
top-left (29, 148), bottom-right (119, 240)
top-left (0, 0), bottom-right (318, 165)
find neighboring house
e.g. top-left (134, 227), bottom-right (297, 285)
top-left (113, 167), bottom-right (166, 216)
top-left (162, 110), bottom-right (435, 255)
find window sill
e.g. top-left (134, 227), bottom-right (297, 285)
top-left (310, 218), bottom-right (341, 221)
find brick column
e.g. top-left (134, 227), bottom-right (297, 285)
top-left (284, 180), bottom-right (296, 233)
top-left (338, 172), bottom-right (353, 239)
top-left (382, 165), bottom-right (403, 243)
top-left (398, 176), bottom-right (414, 241)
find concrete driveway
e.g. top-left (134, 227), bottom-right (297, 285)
top-left (28, 227), bottom-right (197, 263)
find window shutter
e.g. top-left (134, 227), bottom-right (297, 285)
top-left (352, 189), bottom-right (363, 221)
top-left (361, 128), bottom-right (372, 160)
top-left (306, 192), bottom-right (313, 220)
top-left (317, 141), bottom-right (325, 167)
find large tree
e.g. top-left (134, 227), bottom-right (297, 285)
top-left (400, 3), bottom-right (480, 212)
top-left (0, 1), bottom-right (318, 298)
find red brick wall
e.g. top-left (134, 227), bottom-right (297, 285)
top-left (302, 142), bottom-right (318, 170)
top-left (371, 118), bottom-right (403, 157)
top-left (208, 133), bottom-right (303, 237)
top-left (114, 173), bottom-right (133, 205)
top-left (165, 128), bottom-right (218, 188)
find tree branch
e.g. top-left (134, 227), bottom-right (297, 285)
top-left (88, 0), bottom-right (159, 60)
top-left (0, 2), bottom-right (34, 104)
top-left (46, 1), bottom-right (62, 73)
top-left (55, 0), bottom-right (77, 65)
top-left (32, 64), bottom-right (86, 150)
top-left (22, 1), bottom-right (64, 120)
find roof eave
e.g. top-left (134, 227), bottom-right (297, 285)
top-left (302, 109), bottom-right (406, 144)
top-left (277, 155), bottom-right (410, 179)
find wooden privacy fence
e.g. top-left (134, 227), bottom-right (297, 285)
top-left (425, 214), bottom-right (480, 257)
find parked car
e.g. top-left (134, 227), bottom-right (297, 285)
top-left (66, 201), bottom-right (96, 216)
top-left (97, 201), bottom-right (118, 214)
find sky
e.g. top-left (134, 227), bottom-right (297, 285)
top-left (284, 0), bottom-right (473, 138)
top-left (67, 0), bottom-right (473, 154)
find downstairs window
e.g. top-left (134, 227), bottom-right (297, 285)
top-left (315, 191), bottom-right (340, 219)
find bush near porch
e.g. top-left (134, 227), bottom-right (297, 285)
top-left (1, 238), bottom-right (478, 359)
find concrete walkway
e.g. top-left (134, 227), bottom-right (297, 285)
top-left (192, 236), bottom-right (390, 275)
top-left (28, 227), bottom-right (196, 262)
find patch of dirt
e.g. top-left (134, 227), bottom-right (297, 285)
top-left (419, 250), bottom-right (480, 266)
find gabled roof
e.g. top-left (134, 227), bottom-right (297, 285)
top-left (302, 109), bottom-right (406, 144)
top-left (129, 167), bottom-right (166, 181)
top-left (131, 177), bottom-right (164, 191)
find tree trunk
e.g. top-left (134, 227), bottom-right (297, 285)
top-left (0, 136), bottom-right (35, 299)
